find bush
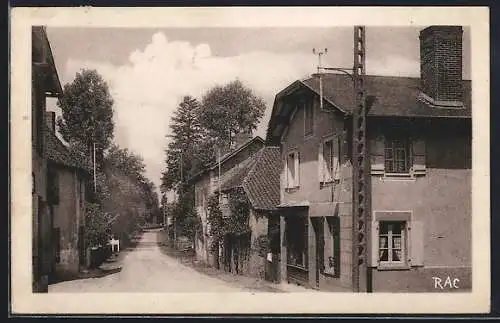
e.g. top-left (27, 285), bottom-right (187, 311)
top-left (85, 202), bottom-right (112, 248)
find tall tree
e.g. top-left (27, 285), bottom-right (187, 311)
top-left (56, 69), bottom-right (114, 165)
top-left (161, 96), bottom-right (210, 192)
top-left (198, 79), bottom-right (266, 150)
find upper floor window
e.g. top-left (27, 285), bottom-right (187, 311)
top-left (285, 150), bottom-right (300, 189)
top-left (384, 137), bottom-right (411, 174)
top-left (370, 129), bottom-right (426, 177)
top-left (47, 166), bottom-right (59, 205)
top-left (319, 136), bottom-right (340, 183)
top-left (304, 101), bottom-right (314, 137)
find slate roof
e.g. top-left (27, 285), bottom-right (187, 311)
top-left (44, 127), bottom-right (92, 174)
top-left (302, 74), bottom-right (471, 118)
top-left (267, 74), bottom-right (471, 143)
top-left (216, 146), bottom-right (281, 211)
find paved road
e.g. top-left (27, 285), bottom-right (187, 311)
top-left (49, 229), bottom-right (243, 293)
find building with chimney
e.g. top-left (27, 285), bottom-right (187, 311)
top-left (266, 26), bottom-right (471, 292)
top-left (31, 26), bottom-right (63, 292)
top-left (44, 112), bottom-right (93, 283)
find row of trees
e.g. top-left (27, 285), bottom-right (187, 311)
top-left (161, 80), bottom-right (266, 243)
top-left (57, 69), bottom-right (159, 249)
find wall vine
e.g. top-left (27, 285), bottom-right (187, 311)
top-left (206, 188), bottom-right (251, 253)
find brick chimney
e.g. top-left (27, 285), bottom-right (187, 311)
top-left (45, 111), bottom-right (56, 132)
top-left (419, 26), bottom-right (463, 107)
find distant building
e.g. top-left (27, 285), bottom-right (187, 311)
top-left (214, 146), bottom-right (281, 280)
top-left (32, 26), bottom-right (63, 292)
top-left (45, 112), bottom-right (93, 282)
top-left (266, 26), bottom-right (471, 292)
top-left (189, 136), bottom-right (265, 267)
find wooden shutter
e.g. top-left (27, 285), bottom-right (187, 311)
top-left (318, 142), bottom-right (324, 183)
top-left (412, 139), bottom-right (426, 176)
top-left (371, 220), bottom-right (379, 267)
top-left (284, 156), bottom-right (290, 189)
top-left (370, 136), bottom-right (385, 175)
top-left (409, 220), bottom-right (424, 267)
top-left (294, 152), bottom-right (300, 187)
top-left (333, 137), bottom-right (341, 180)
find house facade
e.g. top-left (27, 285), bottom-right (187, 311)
top-left (32, 26), bottom-right (63, 292)
top-left (266, 25), bottom-right (471, 292)
top-left (45, 112), bottom-right (92, 282)
top-left (190, 136), bottom-right (265, 267)
top-left (214, 146), bottom-right (281, 280)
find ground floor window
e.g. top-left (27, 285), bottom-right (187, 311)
top-left (379, 220), bottom-right (406, 264)
top-left (286, 217), bottom-right (308, 269)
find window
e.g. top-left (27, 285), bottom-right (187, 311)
top-left (371, 133), bottom-right (426, 177)
top-left (319, 136), bottom-right (340, 183)
top-left (287, 217), bottom-right (308, 268)
top-left (286, 151), bottom-right (300, 188)
top-left (47, 167), bottom-right (59, 205)
top-left (385, 137), bottom-right (411, 174)
top-left (304, 101), bottom-right (314, 137)
top-left (378, 221), bottom-right (406, 265)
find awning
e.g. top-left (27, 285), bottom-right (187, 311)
top-left (277, 201), bottom-right (310, 208)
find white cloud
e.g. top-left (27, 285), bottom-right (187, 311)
top-left (59, 32), bottom-right (318, 193)
top-left (56, 32), bottom-right (421, 195)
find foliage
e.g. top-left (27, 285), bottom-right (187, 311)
top-left (162, 82), bottom-right (266, 245)
top-left (101, 145), bottom-right (159, 239)
top-left (84, 202), bottom-right (113, 247)
top-left (207, 188), bottom-right (251, 253)
top-left (226, 188), bottom-right (251, 236)
top-left (207, 194), bottom-right (224, 252)
top-left (161, 96), bottom-right (212, 192)
top-left (198, 79), bottom-right (266, 149)
top-left (252, 234), bottom-right (270, 257)
top-left (56, 69), bottom-right (114, 165)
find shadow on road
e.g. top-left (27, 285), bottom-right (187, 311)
top-left (49, 231), bottom-right (145, 286)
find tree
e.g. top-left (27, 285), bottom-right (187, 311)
top-left (161, 96), bottom-right (211, 192)
top-left (56, 69), bottom-right (114, 165)
top-left (198, 79), bottom-right (266, 150)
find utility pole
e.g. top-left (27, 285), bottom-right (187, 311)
top-left (313, 26), bottom-right (372, 293)
top-left (351, 25), bottom-right (370, 293)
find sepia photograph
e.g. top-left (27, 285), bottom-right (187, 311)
top-left (10, 7), bottom-right (490, 314)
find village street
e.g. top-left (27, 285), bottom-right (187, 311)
top-left (48, 229), bottom-right (246, 293)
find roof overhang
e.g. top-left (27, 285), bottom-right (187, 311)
top-left (32, 27), bottom-right (63, 97)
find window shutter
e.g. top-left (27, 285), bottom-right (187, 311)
top-left (409, 220), bottom-right (424, 267)
top-left (370, 136), bottom-right (385, 175)
top-left (294, 152), bottom-right (300, 187)
top-left (285, 157), bottom-right (290, 189)
top-left (371, 220), bottom-right (379, 267)
top-left (333, 137), bottom-right (341, 180)
top-left (318, 142), bottom-right (324, 183)
top-left (412, 139), bottom-right (426, 176)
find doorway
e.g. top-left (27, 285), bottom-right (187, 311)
top-left (312, 217), bottom-right (325, 288)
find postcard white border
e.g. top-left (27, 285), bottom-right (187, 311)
top-left (10, 6), bottom-right (490, 314)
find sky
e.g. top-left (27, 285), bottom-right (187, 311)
top-left (45, 26), bottom-right (471, 198)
